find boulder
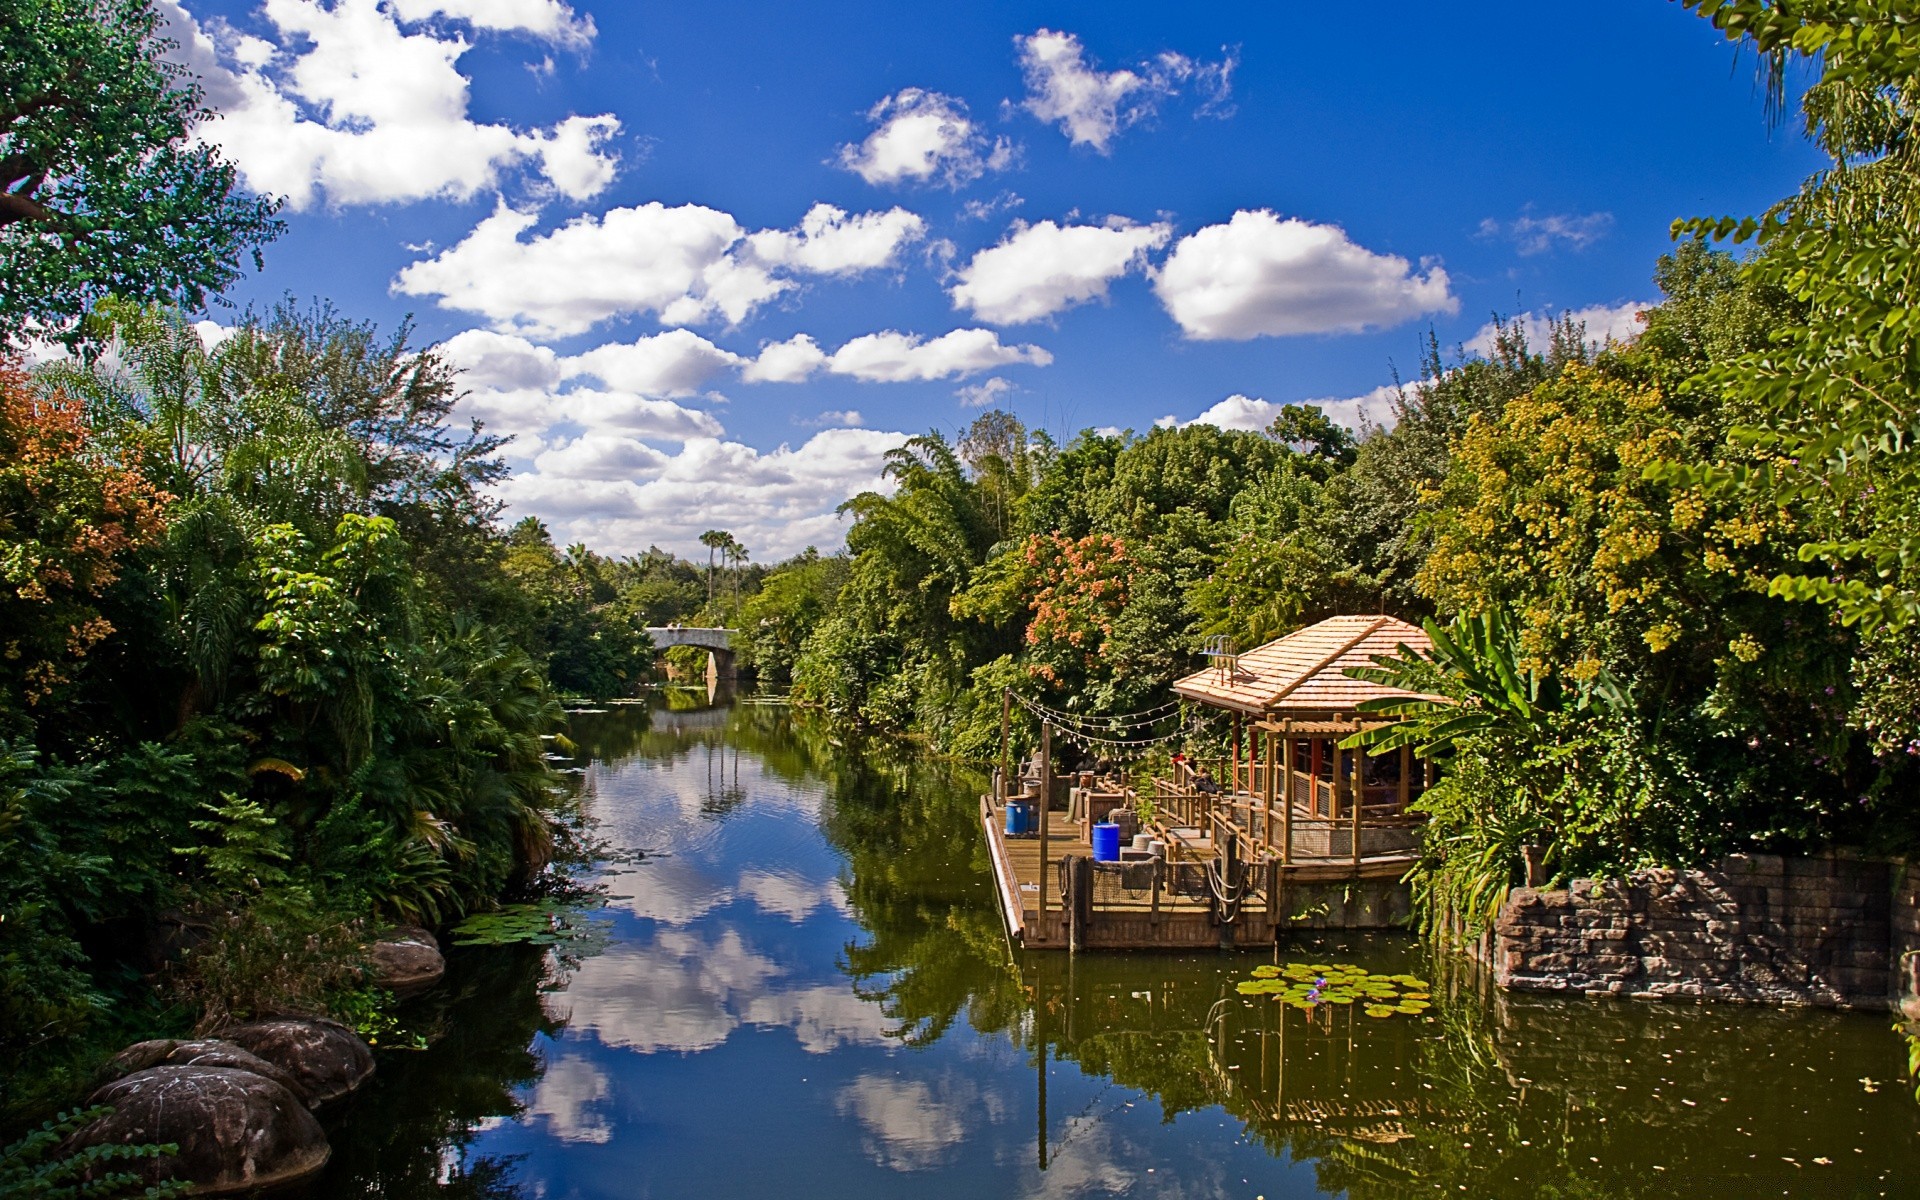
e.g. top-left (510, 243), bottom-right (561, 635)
top-left (215, 1018), bottom-right (374, 1106)
top-left (72, 1066), bottom-right (328, 1195)
top-left (101, 1038), bottom-right (302, 1097)
top-left (368, 925), bottom-right (445, 993)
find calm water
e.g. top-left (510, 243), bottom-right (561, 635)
top-left (321, 695), bottom-right (1920, 1199)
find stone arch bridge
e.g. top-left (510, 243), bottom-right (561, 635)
top-left (645, 626), bottom-right (738, 684)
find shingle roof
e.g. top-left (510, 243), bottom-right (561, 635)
top-left (1170, 615), bottom-right (1435, 716)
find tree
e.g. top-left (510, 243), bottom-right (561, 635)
top-left (0, 358), bottom-right (166, 730)
top-left (699, 529), bottom-right (729, 607)
top-left (0, 0), bottom-right (282, 342)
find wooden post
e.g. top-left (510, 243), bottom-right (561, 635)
top-left (1038, 720), bottom-right (1051, 939)
top-left (1398, 744), bottom-right (1411, 815)
top-left (1350, 742), bottom-right (1364, 867)
top-left (1068, 855), bottom-right (1092, 953)
top-left (1261, 725), bottom-right (1276, 860)
top-left (999, 688), bottom-right (1012, 803)
top-left (1280, 730), bottom-right (1295, 865)
top-left (1231, 710), bottom-right (1242, 797)
top-left (1149, 856), bottom-right (1162, 925)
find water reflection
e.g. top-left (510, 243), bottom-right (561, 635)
top-left (319, 694), bottom-right (1920, 1200)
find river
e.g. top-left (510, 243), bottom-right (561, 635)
top-left (318, 693), bottom-right (1920, 1198)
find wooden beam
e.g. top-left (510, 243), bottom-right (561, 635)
top-left (1037, 720), bottom-right (1051, 940)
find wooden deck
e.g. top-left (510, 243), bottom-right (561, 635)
top-left (981, 794), bottom-right (1415, 952)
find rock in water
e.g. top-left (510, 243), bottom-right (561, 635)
top-left (101, 1038), bottom-right (303, 1097)
top-left (368, 925), bottom-right (445, 993)
top-left (73, 1066), bottom-right (329, 1195)
top-left (216, 1018), bottom-right (374, 1106)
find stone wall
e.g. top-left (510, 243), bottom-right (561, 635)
top-left (1493, 853), bottom-right (1901, 1010)
top-left (1895, 861), bottom-right (1920, 1020)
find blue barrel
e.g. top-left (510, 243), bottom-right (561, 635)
top-left (1091, 822), bottom-right (1121, 862)
top-left (1005, 801), bottom-right (1031, 836)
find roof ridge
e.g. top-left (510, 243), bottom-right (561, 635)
top-left (1265, 615), bottom-right (1389, 706)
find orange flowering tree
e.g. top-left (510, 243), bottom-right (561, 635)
top-left (1014, 531), bottom-right (1133, 691)
top-left (0, 360), bottom-right (166, 722)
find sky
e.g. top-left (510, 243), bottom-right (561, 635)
top-left (157, 0), bottom-right (1825, 561)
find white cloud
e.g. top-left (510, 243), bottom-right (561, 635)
top-left (827, 329), bottom-right (1052, 382)
top-left (566, 329), bottom-right (742, 396)
top-left (1465, 300), bottom-right (1650, 358)
top-left (1177, 384), bottom-right (1405, 435)
top-left (436, 328), bottom-right (725, 443)
top-left (394, 200), bottom-right (925, 337)
top-left (743, 334), bottom-right (829, 383)
top-left (1153, 210), bottom-right (1456, 340)
top-left (529, 434), bottom-right (673, 481)
top-left (1477, 209), bottom-right (1614, 255)
top-left (796, 410), bottom-right (865, 429)
top-left (159, 0), bottom-right (618, 210)
top-left (837, 89), bottom-right (1013, 188)
top-left (961, 191), bottom-right (1024, 222)
top-left (955, 377), bottom-right (1016, 408)
top-left (499, 428), bottom-right (913, 559)
top-left (388, 0), bottom-right (594, 45)
top-left (1014, 29), bottom-right (1234, 152)
top-left (745, 204), bottom-right (928, 275)
top-left (950, 218), bottom-right (1171, 324)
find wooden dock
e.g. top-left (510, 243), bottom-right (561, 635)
top-left (981, 792), bottom-right (1415, 952)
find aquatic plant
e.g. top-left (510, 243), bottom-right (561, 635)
top-left (1234, 962), bottom-right (1432, 1018)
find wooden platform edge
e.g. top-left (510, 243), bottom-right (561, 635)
top-left (980, 795), bottom-right (1026, 947)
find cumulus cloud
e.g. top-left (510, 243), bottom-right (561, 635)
top-left (826, 329), bottom-right (1052, 382)
top-left (1465, 300), bottom-right (1650, 358)
top-left (1477, 209), bottom-right (1615, 255)
top-left (837, 89), bottom-right (1013, 188)
top-left (1014, 28), bottom-right (1235, 152)
top-left (745, 204), bottom-right (930, 275)
top-left (159, 0), bottom-right (618, 210)
top-left (436, 328), bottom-right (725, 442)
top-left (743, 334), bottom-right (830, 384)
top-left (796, 410), bottom-right (865, 429)
top-left (394, 201), bottom-right (925, 337)
top-left (566, 329), bottom-right (743, 396)
top-left (1174, 384), bottom-right (1406, 435)
top-left (388, 0), bottom-right (595, 45)
top-left (955, 377), bottom-right (1016, 408)
top-left (498, 428), bottom-right (913, 559)
top-left (950, 218), bottom-right (1171, 324)
top-left (1153, 210), bottom-right (1456, 340)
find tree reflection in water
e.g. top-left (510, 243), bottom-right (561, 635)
top-left (313, 696), bottom-right (1920, 1199)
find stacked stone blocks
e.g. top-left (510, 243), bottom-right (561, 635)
top-left (1494, 852), bottom-right (1910, 1010)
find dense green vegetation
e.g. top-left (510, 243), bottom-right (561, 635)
top-left (731, 1), bottom-right (1920, 933)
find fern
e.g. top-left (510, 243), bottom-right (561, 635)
top-left (0, 1107), bottom-right (187, 1200)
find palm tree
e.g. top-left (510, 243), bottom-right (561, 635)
top-left (698, 529), bottom-right (729, 610)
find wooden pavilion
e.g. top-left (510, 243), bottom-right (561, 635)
top-left (977, 613), bottom-right (1443, 952)
top-left (1166, 614), bottom-right (1437, 864)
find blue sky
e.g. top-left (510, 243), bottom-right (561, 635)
top-left (160, 0), bottom-right (1822, 559)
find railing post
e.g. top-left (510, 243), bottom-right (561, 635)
top-left (1280, 730), bottom-right (1294, 865)
top-left (1261, 725), bottom-right (1276, 861)
top-left (1038, 720), bottom-right (1052, 934)
top-left (1351, 741), bottom-right (1364, 867)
